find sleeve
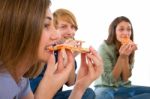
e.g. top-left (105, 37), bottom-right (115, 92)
top-left (21, 78), bottom-right (32, 97)
top-left (98, 43), bottom-right (116, 84)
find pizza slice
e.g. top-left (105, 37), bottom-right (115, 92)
top-left (47, 44), bottom-right (89, 53)
top-left (121, 36), bottom-right (132, 45)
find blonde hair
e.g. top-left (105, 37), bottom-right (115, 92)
top-left (53, 8), bottom-right (78, 30)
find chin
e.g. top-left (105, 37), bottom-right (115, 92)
top-left (38, 54), bottom-right (49, 63)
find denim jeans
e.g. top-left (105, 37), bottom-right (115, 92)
top-left (94, 85), bottom-right (150, 99)
top-left (53, 88), bottom-right (95, 99)
top-left (129, 93), bottom-right (150, 99)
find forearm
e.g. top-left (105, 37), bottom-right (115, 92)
top-left (112, 55), bottom-right (130, 81)
top-left (34, 76), bottom-right (58, 99)
top-left (122, 57), bottom-right (131, 81)
top-left (68, 83), bottom-right (86, 99)
top-left (112, 56), bottom-right (124, 81)
top-left (66, 67), bottom-right (76, 86)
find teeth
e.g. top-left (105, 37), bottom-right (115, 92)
top-left (56, 40), bottom-right (65, 45)
top-left (47, 40), bottom-right (64, 48)
top-left (52, 44), bottom-right (56, 46)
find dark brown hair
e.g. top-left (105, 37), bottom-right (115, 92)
top-left (105, 16), bottom-right (134, 64)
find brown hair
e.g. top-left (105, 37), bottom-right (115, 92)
top-left (53, 8), bottom-right (78, 30)
top-left (0, 0), bottom-right (51, 77)
top-left (105, 16), bottom-right (134, 64)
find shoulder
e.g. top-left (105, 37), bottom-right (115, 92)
top-left (0, 72), bottom-right (31, 98)
top-left (0, 72), bottom-right (19, 98)
top-left (19, 77), bottom-right (31, 97)
top-left (98, 41), bottom-right (115, 54)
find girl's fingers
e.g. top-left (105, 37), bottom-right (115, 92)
top-left (89, 46), bottom-right (101, 60)
top-left (81, 53), bottom-right (86, 66)
top-left (65, 49), bottom-right (74, 70)
top-left (66, 49), bottom-right (74, 64)
top-left (47, 51), bottom-right (55, 65)
top-left (87, 53), bottom-right (103, 74)
top-left (57, 50), bottom-right (64, 72)
top-left (46, 51), bottom-right (56, 74)
top-left (86, 57), bottom-right (94, 75)
top-left (87, 54), bottom-right (99, 67)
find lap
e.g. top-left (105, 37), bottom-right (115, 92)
top-left (94, 87), bottom-right (115, 99)
top-left (54, 88), bottom-right (95, 99)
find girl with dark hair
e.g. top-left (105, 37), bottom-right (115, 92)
top-left (94, 16), bottom-right (150, 99)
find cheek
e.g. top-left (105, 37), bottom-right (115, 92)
top-left (60, 32), bottom-right (67, 38)
top-left (116, 35), bottom-right (120, 41)
top-left (40, 33), bottom-right (49, 48)
top-left (129, 32), bottom-right (132, 37)
top-left (37, 32), bottom-right (50, 61)
top-left (116, 32), bottom-right (122, 41)
top-left (37, 41), bottom-right (49, 62)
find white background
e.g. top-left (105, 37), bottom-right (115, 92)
top-left (51, 0), bottom-right (150, 90)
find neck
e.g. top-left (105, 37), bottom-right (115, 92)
top-left (10, 62), bottom-right (31, 83)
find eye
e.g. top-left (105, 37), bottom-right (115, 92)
top-left (119, 28), bottom-right (124, 31)
top-left (71, 25), bottom-right (76, 30)
top-left (44, 24), bottom-right (50, 27)
top-left (127, 28), bottom-right (131, 32)
top-left (60, 25), bottom-right (67, 29)
top-left (44, 24), bottom-right (50, 29)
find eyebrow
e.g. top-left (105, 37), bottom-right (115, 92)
top-left (46, 16), bottom-right (52, 21)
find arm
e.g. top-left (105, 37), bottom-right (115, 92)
top-left (25, 50), bottom-right (74, 99)
top-left (120, 43), bottom-right (137, 81)
top-left (69, 46), bottom-right (103, 99)
top-left (112, 43), bottom-right (137, 81)
top-left (65, 63), bottom-right (76, 86)
top-left (112, 55), bottom-right (129, 81)
top-left (121, 57), bottom-right (131, 81)
top-left (103, 42), bottom-right (137, 82)
top-left (62, 49), bottom-right (76, 86)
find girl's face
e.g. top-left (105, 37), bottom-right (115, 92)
top-left (38, 9), bottom-right (60, 62)
top-left (56, 20), bottom-right (76, 39)
top-left (116, 21), bottom-right (132, 42)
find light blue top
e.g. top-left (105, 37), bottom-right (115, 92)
top-left (94, 41), bottom-right (134, 87)
top-left (0, 71), bottom-right (31, 99)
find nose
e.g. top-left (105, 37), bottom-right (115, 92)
top-left (123, 31), bottom-right (128, 35)
top-left (122, 30), bottom-right (130, 37)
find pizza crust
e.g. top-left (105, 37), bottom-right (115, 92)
top-left (48, 44), bottom-right (89, 53)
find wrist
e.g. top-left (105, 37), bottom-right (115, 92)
top-left (119, 54), bottom-right (128, 58)
top-left (69, 83), bottom-right (86, 99)
top-left (74, 83), bottom-right (86, 92)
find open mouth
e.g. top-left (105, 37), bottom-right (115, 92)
top-left (45, 40), bottom-right (65, 51)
